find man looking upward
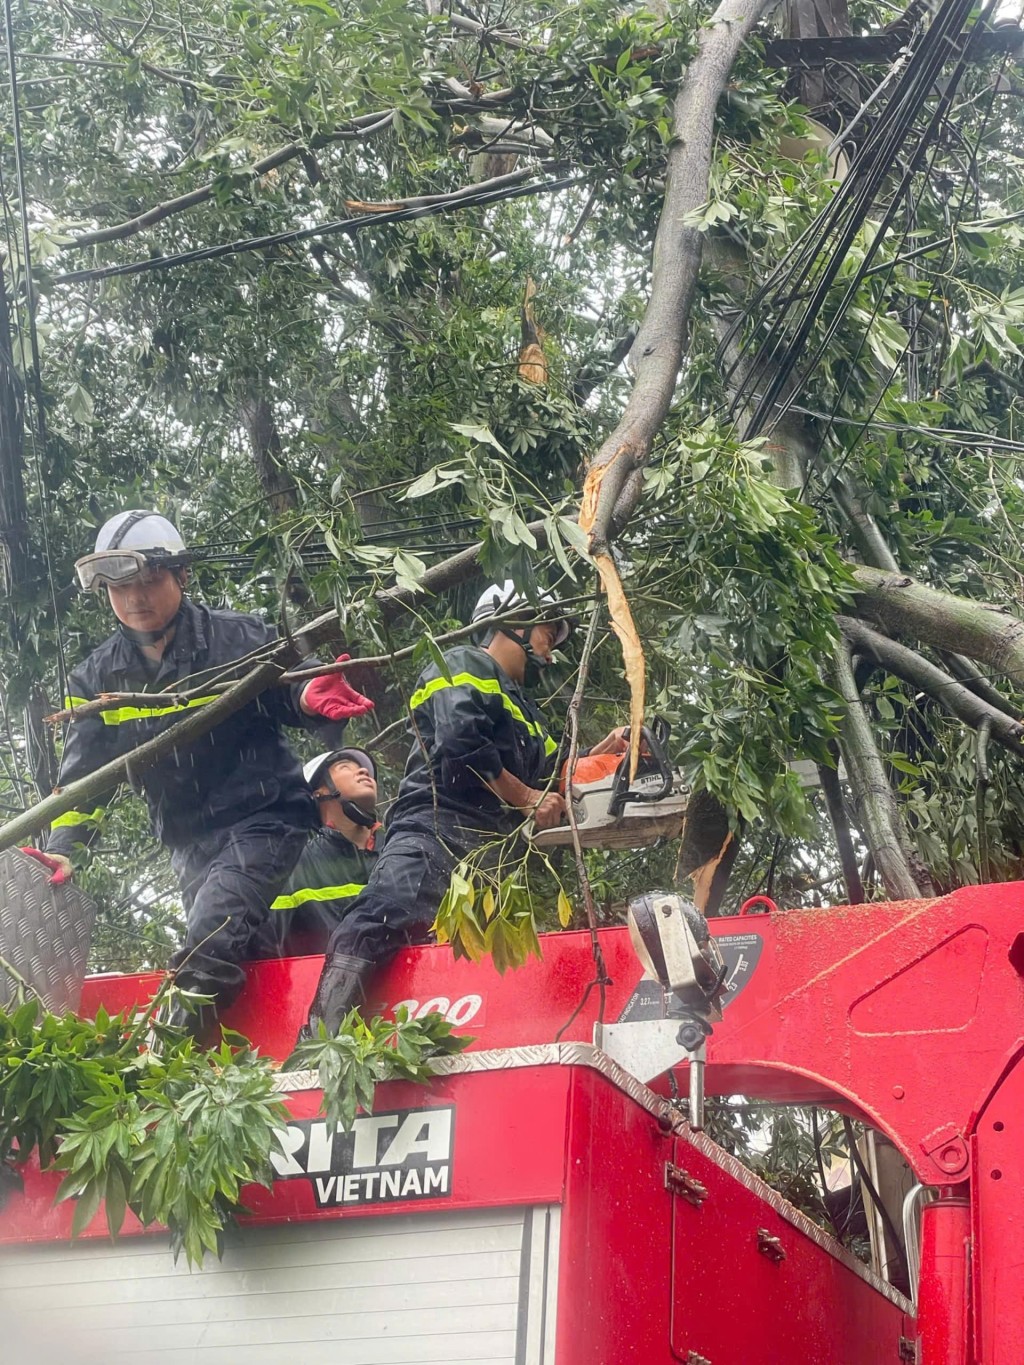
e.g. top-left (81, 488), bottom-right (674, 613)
top-left (26, 510), bottom-right (373, 1032)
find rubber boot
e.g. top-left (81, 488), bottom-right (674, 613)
top-left (148, 995), bottom-right (220, 1055)
top-left (298, 953), bottom-right (373, 1044)
top-left (165, 999), bottom-right (220, 1047)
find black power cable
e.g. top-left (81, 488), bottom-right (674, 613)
top-left (52, 174), bottom-right (582, 287)
top-left (719, 0), bottom-right (994, 442)
top-left (1, 0), bottom-right (70, 704)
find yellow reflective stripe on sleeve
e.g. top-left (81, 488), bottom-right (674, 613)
top-left (270, 883), bottom-right (364, 911)
top-left (409, 672), bottom-right (557, 752)
top-left (98, 694), bottom-right (220, 726)
top-left (51, 806), bottom-right (106, 830)
top-left (63, 696), bottom-right (91, 709)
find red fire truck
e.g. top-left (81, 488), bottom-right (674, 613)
top-left (1, 879), bottom-right (1020, 1364)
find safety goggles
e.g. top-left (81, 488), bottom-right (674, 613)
top-left (74, 550), bottom-right (186, 592)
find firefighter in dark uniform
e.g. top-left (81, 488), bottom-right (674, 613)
top-left (268, 747), bottom-right (380, 957)
top-left (302, 581), bottom-right (628, 1035)
top-left (26, 510), bottom-right (374, 1029)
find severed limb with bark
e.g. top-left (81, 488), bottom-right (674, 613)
top-left (675, 789), bottom-right (738, 916)
top-left (581, 0), bottom-right (775, 553)
top-left (831, 641), bottom-right (925, 901)
top-left (0, 660), bottom-right (287, 852)
top-left (577, 0), bottom-right (775, 773)
top-left (838, 616), bottom-right (1024, 754)
top-left (850, 566), bottom-right (1024, 687)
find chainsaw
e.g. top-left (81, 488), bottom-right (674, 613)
top-left (529, 717), bottom-right (690, 851)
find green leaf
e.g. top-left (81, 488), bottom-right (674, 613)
top-left (557, 517), bottom-right (592, 557)
top-left (392, 550), bottom-right (427, 594)
top-left (70, 1180), bottom-right (103, 1238)
top-left (404, 467), bottom-right (439, 499)
top-left (104, 1161), bottom-right (128, 1238)
top-left (424, 633), bottom-right (453, 682)
top-left (557, 890), bottom-right (573, 928)
top-left (449, 422), bottom-right (509, 457)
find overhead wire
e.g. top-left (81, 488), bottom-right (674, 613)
top-left (52, 173), bottom-right (583, 287)
top-left (1, 0), bottom-right (70, 706)
top-left (719, 0), bottom-right (992, 441)
top-left (806, 26), bottom-right (1010, 510)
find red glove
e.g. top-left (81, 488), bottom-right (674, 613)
top-left (19, 847), bottom-right (73, 885)
top-left (301, 655), bottom-right (375, 721)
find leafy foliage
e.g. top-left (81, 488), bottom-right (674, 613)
top-left (286, 1006), bottom-right (471, 1129)
top-left (0, 992), bottom-right (468, 1265)
top-left (432, 846), bottom-right (575, 971)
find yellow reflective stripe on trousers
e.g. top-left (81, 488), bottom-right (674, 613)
top-left (270, 883), bottom-right (364, 911)
top-left (409, 672), bottom-right (557, 755)
top-left (51, 806), bottom-right (106, 830)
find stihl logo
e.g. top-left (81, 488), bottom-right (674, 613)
top-left (270, 1106), bottom-right (454, 1208)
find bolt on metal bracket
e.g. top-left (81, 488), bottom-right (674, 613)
top-left (665, 1162), bottom-right (708, 1207)
top-left (756, 1227), bottom-right (787, 1263)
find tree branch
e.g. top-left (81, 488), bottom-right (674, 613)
top-left (0, 660), bottom-right (289, 852)
top-left (850, 565), bottom-right (1024, 686)
top-left (839, 616), bottom-right (1024, 753)
top-left (939, 649), bottom-right (1024, 721)
top-left (816, 747), bottom-right (865, 904)
top-left (831, 641), bottom-right (922, 900)
top-left (64, 114), bottom-right (397, 250)
top-left (444, 12), bottom-right (542, 52)
top-left (46, 597), bottom-right (567, 725)
top-left (579, 0), bottom-right (774, 554)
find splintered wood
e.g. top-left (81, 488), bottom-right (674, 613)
top-left (579, 456), bottom-right (646, 780)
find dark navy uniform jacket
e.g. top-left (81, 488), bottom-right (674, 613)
top-left (46, 598), bottom-right (321, 857)
top-left (390, 643), bottom-right (559, 836)
top-left (268, 824), bottom-right (379, 955)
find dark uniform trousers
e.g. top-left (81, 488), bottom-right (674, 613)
top-left (324, 811), bottom-right (479, 963)
top-left (169, 815), bottom-right (310, 1007)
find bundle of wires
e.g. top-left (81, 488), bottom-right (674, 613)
top-left (719, 0), bottom-right (998, 441)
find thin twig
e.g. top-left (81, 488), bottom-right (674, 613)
top-left (47, 601), bottom-right (591, 723)
top-left (555, 596), bottom-right (611, 1040)
top-left (0, 950), bottom-right (39, 1000)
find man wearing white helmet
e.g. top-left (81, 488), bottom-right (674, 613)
top-left (301, 580), bottom-right (626, 1036)
top-left (24, 510), bottom-right (375, 1034)
top-left (266, 748), bottom-right (380, 956)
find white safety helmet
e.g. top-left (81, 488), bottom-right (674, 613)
top-left (75, 510), bottom-right (190, 592)
top-left (302, 747), bottom-right (377, 789)
top-left (470, 580), bottom-right (575, 648)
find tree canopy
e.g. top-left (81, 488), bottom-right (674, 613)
top-left (3, 0), bottom-right (1024, 968)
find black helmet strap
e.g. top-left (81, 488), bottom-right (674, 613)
top-left (106, 510), bottom-right (154, 550)
top-left (314, 785), bottom-right (377, 829)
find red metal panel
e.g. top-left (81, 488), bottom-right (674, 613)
top-left (668, 1134), bottom-right (913, 1365)
top-left (917, 1195), bottom-right (970, 1365)
top-left (76, 883), bottom-right (1024, 1191)
top-left (971, 1046), bottom-right (1024, 1365)
top-left (694, 884), bottom-right (1024, 1185)
top-left (0, 1066), bottom-right (570, 1245)
top-left (554, 1067), bottom-right (677, 1365)
top-left (77, 931), bottom-right (648, 1060)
